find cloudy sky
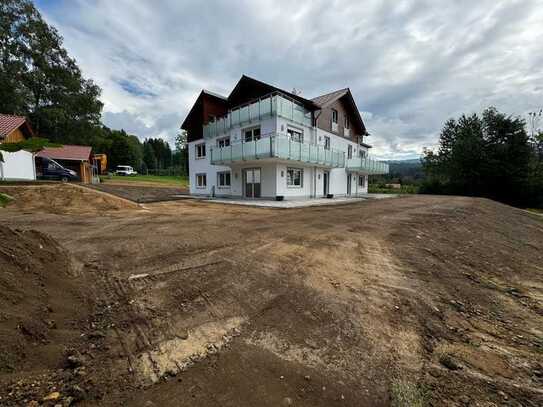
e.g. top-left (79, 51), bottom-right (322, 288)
top-left (35, 0), bottom-right (543, 159)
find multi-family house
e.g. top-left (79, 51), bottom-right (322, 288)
top-left (181, 75), bottom-right (388, 200)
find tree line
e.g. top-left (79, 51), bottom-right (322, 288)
top-left (0, 0), bottom-right (186, 173)
top-left (422, 107), bottom-right (543, 208)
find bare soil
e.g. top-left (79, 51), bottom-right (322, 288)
top-left (0, 185), bottom-right (542, 406)
top-left (89, 184), bottom-right (189, 203)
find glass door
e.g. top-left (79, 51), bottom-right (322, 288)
top-left (243, 168), bottom-right (261, 198)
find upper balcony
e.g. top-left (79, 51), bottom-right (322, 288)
top-left (346, 157), bottom-right (389, 175)
top-left (210, 134), bottom-right (345, 168)
top-left (203, 93), bottom-right (312, 139)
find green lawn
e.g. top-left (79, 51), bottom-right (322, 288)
top-left (101, 174), bottom-right (189, 187)
top-left (0, 193), bottom-right (13, 207)
top-left (368, 184), bottom-right (419, 194)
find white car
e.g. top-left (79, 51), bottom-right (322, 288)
top-left (115, 165), bottom-right (137, 176)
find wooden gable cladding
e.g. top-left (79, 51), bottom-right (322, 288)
top-left (315, 96), bottom-right (364, 142)
top-left (183, 91), bottom-right (228, 143)
top-left (4, 127), bottom-right (26, 143)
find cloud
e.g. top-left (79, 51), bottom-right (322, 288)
top-left (36, 0), bottom-right (543, 159)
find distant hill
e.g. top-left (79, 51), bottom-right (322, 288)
top-left (378, 159), bottom-right (424, 182)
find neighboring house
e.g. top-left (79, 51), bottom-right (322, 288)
top-left (0, 114), bottom-right (36, 181)
top-left (181, 75), bottom-right (388, 200)
top-left (35, 145), bottom-right (94, 183)
top-left (0, 114), bottom-right (34, 144)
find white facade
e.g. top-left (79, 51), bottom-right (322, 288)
top-left (187, 95), bottom-right (385, 200)
top-left (0, 150), bottom-right (36, 181)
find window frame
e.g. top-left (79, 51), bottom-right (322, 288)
top-left (332, 109), bottom-right (338, 124)
top-left (286, 127), bottom-right (304, 143)
top-left (196, 173), bottom-right (207, 188)
top-left (344, 115), bottom-right (350, 129)
top-left (217, 171), bottom-right (231, 188)
top-left (195, 143), bottom-right (206, 159)
top-left (323, 136), bottom-right (331, 150)
top-left (286, 167), bottom-right (303, 188)
top-left (217, 137), bottom-right (230, 148)
top-left (243, 126), bottom-right (261, 143)
top-left (358, 175), bottom-right (366, 188)
top-left (347, 145), bottom-right (353, 159)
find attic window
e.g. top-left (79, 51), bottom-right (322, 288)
top-left (344, 116), bottom-right (350, 129)
top-left (332, 109), bottom-right (338, 124)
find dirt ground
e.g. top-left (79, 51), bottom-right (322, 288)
top-left (0, 185), bottom-right (542, 406)
top-left (89, 183), bottom-right (189, 203)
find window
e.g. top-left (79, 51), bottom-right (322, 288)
top-left (332, 109), bottom-right (338, 123)
top-left (287, 128), bottom-right (303, 143)
top-left (217, 171), bottom-right (231, 187)
top-left (195, 143), bottom-right (206, 159)
top-left (244, 127), bottom-right (261, 142)
top-left (323, 136), bottom-right (330, 150)
top-left (359, 175), bottom-right (366, 188)
top-left (217, 137), bottom-right (230, 148)
top-left (347, 145), bottom-right (353, 159)
top-left (359, 149), bottom-right (367, 158)
top-left (287, 167), bottom-right (303, 187)
top-left (344, 116), bottom-right (350, 129)
top-left (196, 173), bottom-right (207, 188)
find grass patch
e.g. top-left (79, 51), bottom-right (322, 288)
top-left (369, 184), bottom-right (419, 194)
top-left (0, 193), bottom-right (14, 207)
top-left (526, 208), bottom-right (543, 215)
top-left (391, 380), bottom-right (428, 407)
top-left (101, 174), bottom-right (189, 187)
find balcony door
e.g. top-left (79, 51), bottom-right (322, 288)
top-left (323, 171), bottom-right (329, 196)
top-left (243, 168), bottom-right (261, 198)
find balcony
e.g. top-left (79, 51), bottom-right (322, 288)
top-left (203, 93), bottom-right (312, 139)
top-left (210, 134), bottom-right (345, 168)
top-left (346, 157), bottom-right (389, 175)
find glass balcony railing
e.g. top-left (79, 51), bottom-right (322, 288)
top-left (346, 157), bottom-right (389, 174)
top-left (203, 93), bottom-right (312, 139)
top-left (210, 134), bottom-right (345, 168)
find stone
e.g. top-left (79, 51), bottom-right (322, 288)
top-left (282, 397), bottom-right (293, 406)
top-left (43, 391), bottom-right (61, 401)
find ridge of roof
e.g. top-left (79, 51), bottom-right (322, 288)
top-left (311, 88), bottom-right (349, 107)
top-left (202, 89), bottom-right (227, 100)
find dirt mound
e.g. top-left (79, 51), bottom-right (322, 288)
top-left (0, 226), bottom-right (93, 406)
top-left (0, 184), bottom-right (135, 213)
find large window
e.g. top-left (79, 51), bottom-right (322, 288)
top-left (196, 173), bottom-right (207, 188)
top-left (347, 145), bottom-right (353, 159)
top-left (287, 127), bottom-right (303, 143)
top-left (358, 175), bottom-right (366, 187)
top-left (217, 137), bottom-right (230, 148)
top-left (244, 127), bottom-right (261, 142)
top-left (323, 136), bottom-right (331, 150)
top-left (287, 167), bottom-right (303, 188)
top-left (359, 149), bottom-right (367, 158)
top-left (332, 109), bottom-right (338, 123)
top-left (195, 143), bottom-right (206, 159)
top-left (217, 171), bottom-right (231, 188)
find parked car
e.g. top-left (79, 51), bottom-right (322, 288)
top-left (115, 165), bottom-right (137, 176)
top-left (36, 157), bottom-right (79, 182)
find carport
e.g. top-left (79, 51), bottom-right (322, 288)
top-left (36, 145), bottom-right (93, 183)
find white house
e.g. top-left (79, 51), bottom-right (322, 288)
top-left (182, 76), bottom-right (388, 200)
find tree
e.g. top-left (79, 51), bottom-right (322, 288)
top-left (0, 0), bottom-right (103, 142)
top-left (142, 142), bottom-right (157, 171)
top-left (422, 107), bottom-right (542, 208)
top-left (173, 130), bottom-right (188, 174)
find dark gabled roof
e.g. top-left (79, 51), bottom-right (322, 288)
top-left (181, 89), bottom-right (228, 131)
top-left (311, 88), bottom-right (366, 134)
top-left (0, 114), bottom-right (34, 139)
top-left (311, 88), bottom-right (349, 107)
top-left (227, 75), bottom-right (318, 111)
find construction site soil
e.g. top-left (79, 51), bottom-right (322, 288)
top-left (0, 185), bottom-right (542, 406)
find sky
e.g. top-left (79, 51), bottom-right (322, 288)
top-left (35, 0), bottom-right (543, 160)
